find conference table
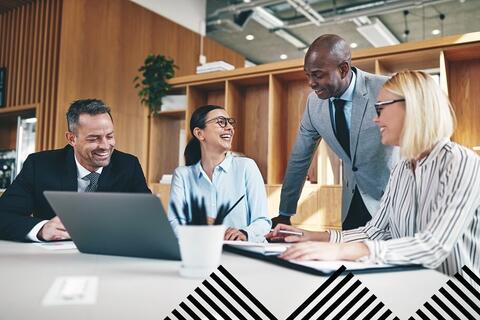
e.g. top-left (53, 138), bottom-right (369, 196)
top-left (0, 240), bottom-right (454, 320)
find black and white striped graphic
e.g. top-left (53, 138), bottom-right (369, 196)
top-left (410, 265), bottom-right (480, 320)
top-left (285, 265), bottom-right (398, 320)
top-left (165, 265), bottom-right (277, 320)
top-left (165, 265), bottom-right (398, 320)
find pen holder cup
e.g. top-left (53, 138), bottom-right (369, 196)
top-left (177, 225), bottom-right (225, 278)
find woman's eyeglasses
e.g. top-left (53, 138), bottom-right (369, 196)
top-left (374, 99), bottom-right (405, 116)
top-left (205, 116), bottom-right (236, 128)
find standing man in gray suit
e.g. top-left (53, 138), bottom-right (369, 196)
top-left (272, 34), bottom-right (398, 230)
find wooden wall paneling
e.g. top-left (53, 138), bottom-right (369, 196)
top-left (266, 185), bottom-right (342, 231)
top-left (56, 0), bottom-right (244, 170)
top-left (0, 117), bottom-right (17, 150)
top-left (374, 59), bottom-right (390, 75)
top-left (439, 51), bottom-right (449, 96)
top-left (447, 57), bottom-right (480, 148)
top-left (206, 90), bottom-right (225, 106)
top-left (0, 0), bottom-right (62, 152)
top-left (150, 183), bottom-right (171, 214)
top-left (268, 74), bottom-right (287, 184)
top-left (376, 49), bottom-right (441, 75)
top-left (225, 80), bottom-right (243, 153)
top-left (352, 58), bottom-right (375, 74)
top-left (148, 116), bottom-right (183, 183)
top-left (203, 36), bottom-right (245, 68)
top-left (241, 80), bottom-right (269, 181)
top-left (284, 80), bottom-right (310, 157)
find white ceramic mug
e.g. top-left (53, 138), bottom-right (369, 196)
top-left (177, 225), bottom-right (225, 278)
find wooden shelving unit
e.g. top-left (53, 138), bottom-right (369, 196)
top-left (148, 32), bottom-right (480, 230)
top-left (0, 105), bottom-right (37, 151)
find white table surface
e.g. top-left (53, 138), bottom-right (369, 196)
top-left (0, 240), bottom-right (452, 320)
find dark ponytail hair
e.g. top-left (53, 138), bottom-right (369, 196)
top-left (184, 105), bottom-right (225, 166)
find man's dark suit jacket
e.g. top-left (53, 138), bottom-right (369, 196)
top-left (0, 145), bottom-right (151, 241)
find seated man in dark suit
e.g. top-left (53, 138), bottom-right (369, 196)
top-left (0, 99), bottom-right (151, 242)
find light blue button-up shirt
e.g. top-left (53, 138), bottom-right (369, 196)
top-left (329, 70), bottom-right (356, 132)
top-left (168, 154), bottom-right (272, 243)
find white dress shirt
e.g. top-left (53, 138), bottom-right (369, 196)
top-left (26, 156), bottom-right (103, 242)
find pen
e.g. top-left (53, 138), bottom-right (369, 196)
top-left (224, 195), bottom-right (245, 216)
top-left (272, 229), bottom-right (304, 237)
top-left (214, 194), bottom-right (246, 225)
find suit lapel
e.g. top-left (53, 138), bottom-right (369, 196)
top-left (61, 145), bottom-right (78, 191)
top-left (350, 68), bottom-right (369, 161)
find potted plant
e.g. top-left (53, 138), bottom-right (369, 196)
top-left (133, 54), bottom-right (177, 114)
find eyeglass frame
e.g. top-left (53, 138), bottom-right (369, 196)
top-left (204, 116), bottom-right (236, 128)
top-left (374, 99), bottom-right (405, 116)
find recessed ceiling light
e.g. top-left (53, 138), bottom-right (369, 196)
top-left (243, 0), bottom-right (251, 3)
top-left (280, 54), bottom-right (288, 60)
top-left (350, 42), bottom-right (358, 48)
top-left (432, 29), bottom-right (441, 35)
top-left (245, 34), bottom-right (255, 41)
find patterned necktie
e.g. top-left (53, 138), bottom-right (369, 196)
top-left (333, 99), bottom-right (350, 158)
top-left (83, 172), bottom-right (100, 192)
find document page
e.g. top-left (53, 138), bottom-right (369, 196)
top-left (291, 260), bottom-right (395, 273)
top-left (223, 240), bottom-right (290, 255)
top-left (33, 241), bottom-right (77, 251)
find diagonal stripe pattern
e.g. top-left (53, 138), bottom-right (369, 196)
top-left (285, 265), bottom-right (398, 320)
top-left (165, 264), bottom-right (399, 320)
top-left (410, 265), bottom-right (480, 320)
top-left (165, 265), bottom-right (277, 320)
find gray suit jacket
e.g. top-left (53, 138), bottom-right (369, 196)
top-left (279, 67), bottom-right (399, 221)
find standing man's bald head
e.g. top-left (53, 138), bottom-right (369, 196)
top-left (306, 34), bottom-right (352, 65)
top-left (304, 34), bottom-right (353, 99)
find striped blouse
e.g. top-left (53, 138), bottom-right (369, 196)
top-left (329, 139), bottom-right (480, 282)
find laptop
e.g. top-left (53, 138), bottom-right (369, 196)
top-left (43, 191), bottom-right (180, 260)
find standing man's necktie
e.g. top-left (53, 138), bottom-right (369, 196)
top-left (84, 172), bottom-right (100, 192)
top-left (333, 98), bottom-right (350, 158)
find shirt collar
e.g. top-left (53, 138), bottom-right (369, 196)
top-left (194, 152), bottom-right (233, 179)
top-left (331, 70), bottom-right (356, 103)
top-left (417, 138), bottom-right (450, 167)
top-left (74, 155), bottom-right (103, 179)
top-left (405, 138), bottom-right (450, 169)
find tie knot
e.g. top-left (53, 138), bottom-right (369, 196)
top-left (83, 172), bottom-right (100, 192)
top-left (84, 172), bottom-right (100, 182)
top-left (333, 99), bottom-right (346, 110)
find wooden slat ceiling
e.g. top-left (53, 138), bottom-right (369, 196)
top-left (0, 0), bottom-right (34, 14)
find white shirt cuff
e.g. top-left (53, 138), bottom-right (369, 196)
top-left (328, 229), bottom-right (342, 243)
top-left (26, 220), bottom-right (49, 242)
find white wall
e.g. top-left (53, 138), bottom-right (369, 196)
top-left (130, 0), bottom-right (206, 35)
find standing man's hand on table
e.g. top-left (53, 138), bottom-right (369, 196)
top-left (38, 216), bottom-right (70, 241)
top-left (271, 215), bottom-right (291, 227)
top-left (266, 224), bottom-right (330, 243)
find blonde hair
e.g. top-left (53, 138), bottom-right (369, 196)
top-left (383, 70), bottom-right (456, 159)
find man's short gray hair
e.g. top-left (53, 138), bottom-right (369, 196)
top-left (66, 99), bottom-right (112, 133)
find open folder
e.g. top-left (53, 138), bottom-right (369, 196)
top-left (223, 242), bottom-right (422, 276)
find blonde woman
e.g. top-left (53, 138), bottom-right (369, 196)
top-left (269, 70), bottom-right (480, 282)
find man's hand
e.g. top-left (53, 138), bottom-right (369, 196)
top-left (38, 216), bottom-right (70, 241)
top-left (224, 228), bottom-right (247, 241)
top-left (266, 224), bottom-right (329, 243)
top-left (271, 215), bottom-right (291, 227)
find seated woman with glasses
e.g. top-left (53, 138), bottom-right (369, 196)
top-left (268, 70), bottom-right (480, 281)
top-left (168, 105), bottom-right (271, 242)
